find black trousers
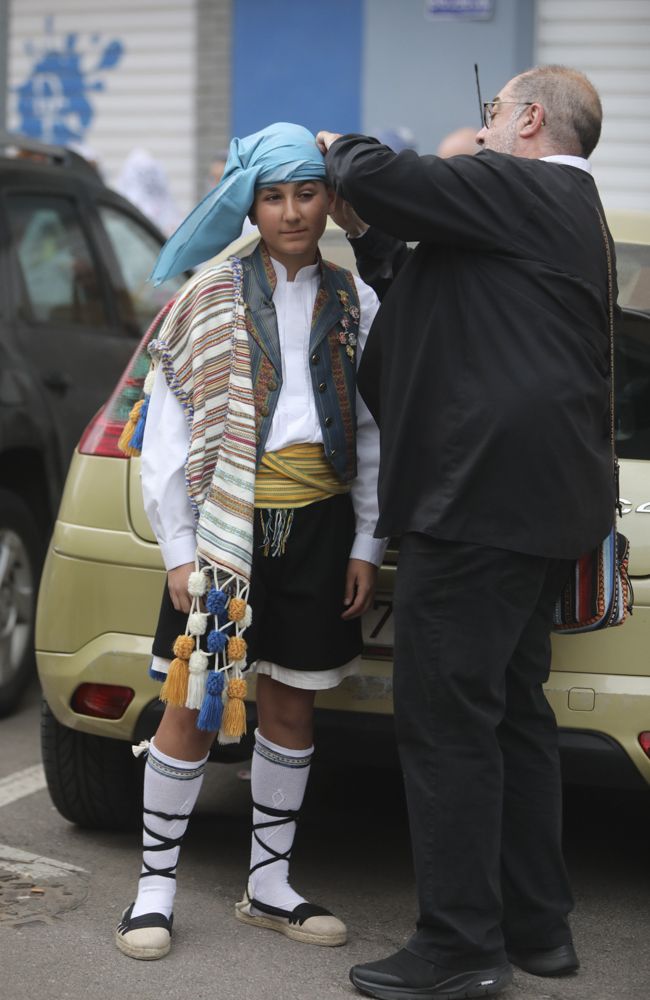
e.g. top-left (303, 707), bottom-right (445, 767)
top-left (393, 533), bottom-right (574, 969)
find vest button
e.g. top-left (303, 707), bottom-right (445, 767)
top-left (260, 404), bottom-right (269, 417)
top-left (324, 416), bottom-right (333, 427)
top-left (311, 352), bottom-right (320, 365)
top-left (318, 381), bottom-right (327, 393)
top-left (267, 379), bottom-right (277, 391)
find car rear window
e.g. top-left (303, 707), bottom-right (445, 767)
top-left (99, 205), bottom-right (186, 333)
top-left (6, 193), bottom-right (109, 326)
top-left (616, 310), bottom-right (650, 460)
top-left (616, 242), bottom-right (650, 313)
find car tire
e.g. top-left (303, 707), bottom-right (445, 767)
top-left (0, 489), bottom-right (42, 717)
top-left (41, 700), bottom-right (144, 831)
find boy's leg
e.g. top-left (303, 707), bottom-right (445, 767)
top-left (235, 674), bottom-right (347, 946)
top-left (115, 706), bottom-right (216, 961)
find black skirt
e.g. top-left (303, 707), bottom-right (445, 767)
top-left (152, 493), bottom-right (363, 672)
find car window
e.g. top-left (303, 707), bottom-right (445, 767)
top-left (99, 206), bottom-right (186, 332)
top-left (6, 193), bottom-right (108, 326)
top-left (616, 311), bottom-right (650, 460)
top-left (616, 242), bottom-right (650, 313)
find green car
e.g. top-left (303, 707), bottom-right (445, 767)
top-left (35, 215), bottom-right (650, 832)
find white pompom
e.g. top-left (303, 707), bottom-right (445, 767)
top-left (189, 650), bottom-right (209, 673)
top-left (144, 367), bottom-right (156, 396)
top-left (188, 612), bottom-right (208, 635)
top-left (242, 606), bottom-right (253, 628)
top-left (188, 571), bottom-right (208, 597)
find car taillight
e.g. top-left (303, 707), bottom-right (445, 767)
top-left (71, 683), bottom-right (135, 719)
top-left (639, 733), bottom-right (650, 758)
top-left (78, 332), bottom-right (153, 458)
top-left (78, 296), bottom-right (176, 458)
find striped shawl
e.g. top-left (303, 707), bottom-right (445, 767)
top-left (149, 256), bottom-right (256, 617)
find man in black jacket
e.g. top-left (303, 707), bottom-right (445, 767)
top-left (317, 65), bottom-right (614, 1000)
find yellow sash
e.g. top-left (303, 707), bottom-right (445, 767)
top-left (254, 443), bottom-right (350, 509)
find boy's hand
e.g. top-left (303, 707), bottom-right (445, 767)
top-left (342, 559), bottom-right (378, 620)
top-left (329, 194), bottom-right (369, 238)
top-left (167, 562), bottom-right (194, 614)
top-left (316, 130), bottom-right (342, 154)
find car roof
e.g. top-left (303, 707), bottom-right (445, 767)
top-left (0, 132), bottom-right (104, 186)
top-left (607, 210), bottom-right (650, 246)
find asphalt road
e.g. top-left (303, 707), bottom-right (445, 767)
top-left (1, 681), bottom-right (649, 1000)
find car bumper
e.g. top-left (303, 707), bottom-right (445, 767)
top-left (36, 523), bottom-right (650, 788)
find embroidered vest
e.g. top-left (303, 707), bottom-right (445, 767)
top-left (241, 243), bottom-right (360, 484)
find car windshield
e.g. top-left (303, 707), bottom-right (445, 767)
top-left (616, 242), bottom-right (650, 314)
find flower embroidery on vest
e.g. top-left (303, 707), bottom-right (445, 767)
top-left (336, 289), bottom-right (360, 361)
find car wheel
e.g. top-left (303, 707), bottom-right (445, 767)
top-left (41, 700), bottom-right (144, 831)
top-left (0, 489), bottom-right (41, 716)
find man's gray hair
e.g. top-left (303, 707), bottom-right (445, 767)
top-left (510, 65), bottom-right (602, 158)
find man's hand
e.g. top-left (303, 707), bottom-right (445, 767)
top-left (341, 558), bottom-right (378, 620)
top-left (316, 130), bottom-right (342, 154)
top-left (167, 562), bottom-right (194, 614)
top-left (329, 193), bottom-right (369, 239)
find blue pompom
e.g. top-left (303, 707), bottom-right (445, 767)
top-left (206, 587), bottom-right (228, 615)
top-left (196, 671), bottom-right (225, 731)
top-left (129, 395), bottom-right (150, 452)
top-left (207, 629), bottom-right (227, 653)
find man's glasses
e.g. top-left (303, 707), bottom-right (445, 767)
top-left (482, 101), bottom-right (533, 129)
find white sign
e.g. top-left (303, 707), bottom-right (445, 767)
top-left (424, 0), bottom-right (494, 20)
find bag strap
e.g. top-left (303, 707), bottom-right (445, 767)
top-left (595, 208), bottom-right (622, 517)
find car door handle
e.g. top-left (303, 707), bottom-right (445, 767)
top-left (43, 371), bottom-right (72, 394)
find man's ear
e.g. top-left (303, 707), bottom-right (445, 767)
top-left (519, 102), bottom-right (546, 137)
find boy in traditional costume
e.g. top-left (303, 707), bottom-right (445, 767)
top-left (115, 123), bottom-right (386, 960)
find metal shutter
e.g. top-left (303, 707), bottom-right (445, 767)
top-left (536, 0), bottom-right (650, 211)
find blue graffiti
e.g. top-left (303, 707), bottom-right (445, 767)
top-left (15, 26), bottom-right (124, 144)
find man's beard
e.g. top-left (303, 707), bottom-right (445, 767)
top-left (483, 113), bottom-right (520, 154)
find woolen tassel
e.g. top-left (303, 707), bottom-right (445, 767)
top-left (186, 650), bottom-right (209, 710)
top-left (117, 398), bottom-right (144, 456)
top-left (127, 395), bottom-right (149, 453)
top-left (219, 677), bottom-right (248, 740)
top-left (159, 657), bottom-right (189, 706)
top-left (197, 671), bottom-right (225, 731)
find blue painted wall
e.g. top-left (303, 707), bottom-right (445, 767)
top-left (231, 0), bottom-right (362, 138)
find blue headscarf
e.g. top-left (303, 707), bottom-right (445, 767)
top-left (151, 122), bottom-right (327, 285)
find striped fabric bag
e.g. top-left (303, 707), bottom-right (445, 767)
top-left (552, 528), bottom-right (633, 634)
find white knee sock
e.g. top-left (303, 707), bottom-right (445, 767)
top-left (131, 740), bottom-right (208, 920)
top-left (248, 729), bottom-right (313, 913)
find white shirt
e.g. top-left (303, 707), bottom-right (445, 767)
top-left (540, 155), bottom-right (591, 173)
top-left (141, 256), bottom-right (387, 570)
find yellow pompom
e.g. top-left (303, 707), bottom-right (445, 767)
top-left (160, 657), bottom-right (189, 707)
top-left (220, 677), bottom-right (248, 738)
top-left (227, 597), bottom-right (247, 622)
top-left (227, 677), bottom-right (248, 700)
top-left (227, 636), bottom-right (247, 662)
top-left (172, 635), bottom-right (195, 659)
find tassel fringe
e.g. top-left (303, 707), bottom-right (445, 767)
top-left (160, 656), bottom-right (189, 706)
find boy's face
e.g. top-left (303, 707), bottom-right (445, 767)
top-left (250, 180), bottom-right (333, 273)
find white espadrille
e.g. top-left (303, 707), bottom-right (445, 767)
top-left (235, 890), bottom-right (347, 947)
top-left (115, 903), bottom-right (173, 960)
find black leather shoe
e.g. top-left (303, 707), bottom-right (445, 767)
top-left (507, 943), bottom-right (579, 977)
top-left (349, 948), bottom-right (513, 999)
